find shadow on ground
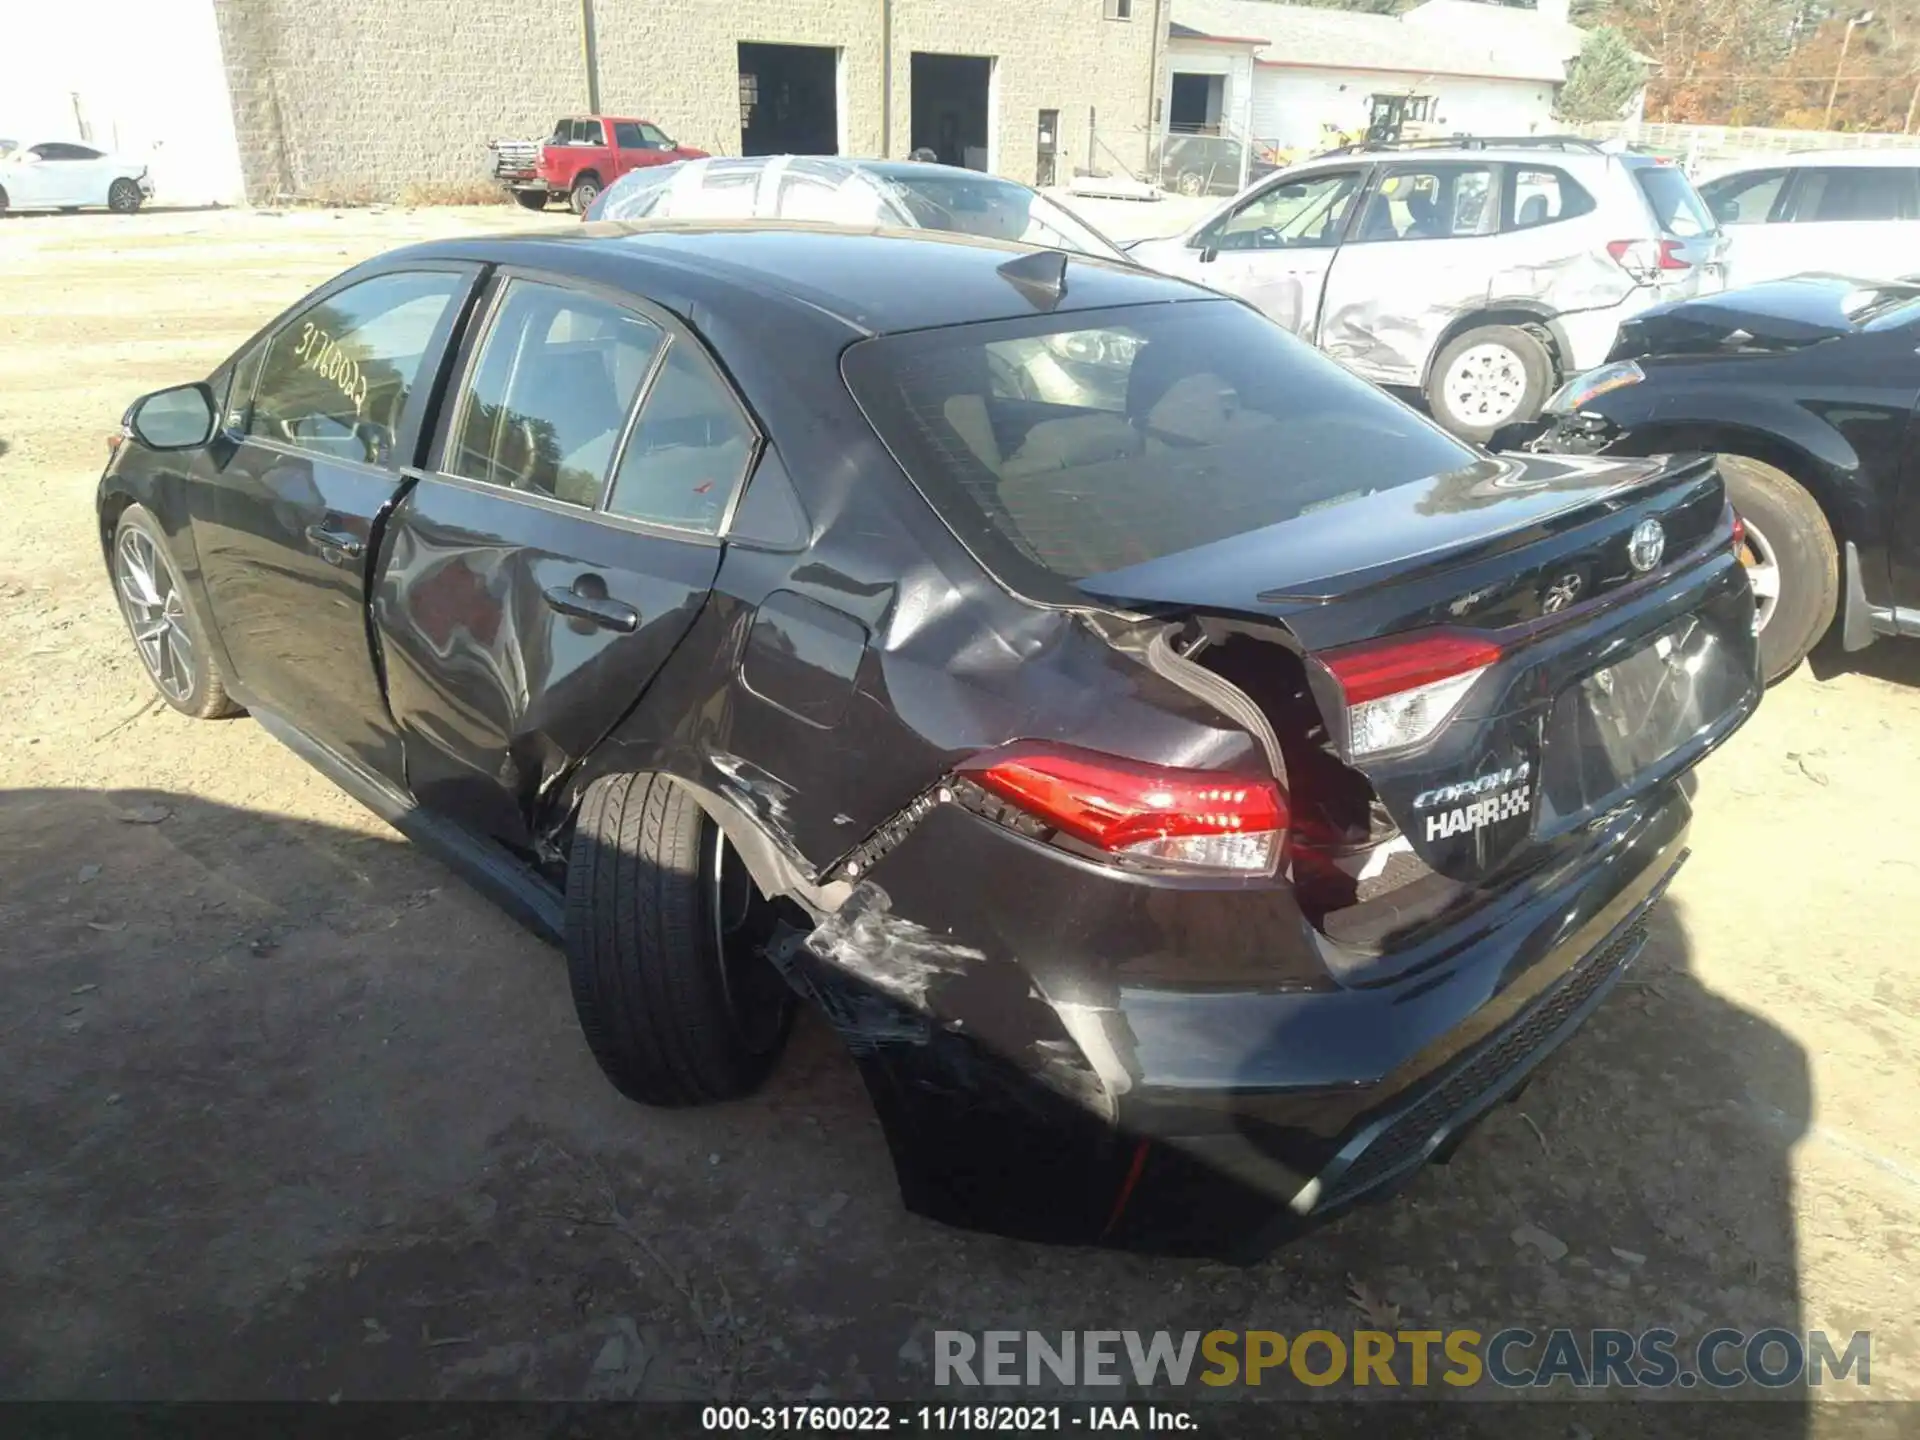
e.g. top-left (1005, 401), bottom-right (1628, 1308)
top-left (0, 785), bottom-right (1813, 1419)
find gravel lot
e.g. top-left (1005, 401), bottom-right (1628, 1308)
top-left (1, 201), bottom-right (1915, 1410)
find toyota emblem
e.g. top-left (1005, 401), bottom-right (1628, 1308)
top-left (1628, 518), bottom-right (1666, 573)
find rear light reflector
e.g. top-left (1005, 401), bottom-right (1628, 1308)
top-left (1730, 508), bottom-right (1746, 554)
top-left (956, 742), bottom-right (1286, 873)
top-left (1317, 630), bottom-right (1503, 759)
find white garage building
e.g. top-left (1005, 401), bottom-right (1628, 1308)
top-left (1165, 0), bottom-right (1615, 161)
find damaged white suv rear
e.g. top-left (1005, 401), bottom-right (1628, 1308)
top-left (1129, 137), bottom-right (1727, 441)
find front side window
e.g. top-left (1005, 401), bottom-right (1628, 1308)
top-left (1353, 165), bottom-right (1496, 242)
top-left (448, 280), bottom-right (664, 506)
top-left (1699, 169), bottom-right (1788, 225)
top-left (1785, 166), bottom-right (1920, 223)
top-left (1204, 169), bottom-right (1361, 251)
top-left (246, 271), bottom-right (465, 465)
top-left (843, 301), bottom-right (1475, 599)
top-left (606, 341), bottom-right (757, 532)
top-left (613, 121), bottom-right (645, 149)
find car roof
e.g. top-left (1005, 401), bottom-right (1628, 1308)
top-left (386, 220), bottom-right (1210, 336)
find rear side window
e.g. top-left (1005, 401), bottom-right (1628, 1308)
top-left (447, 280), bottom-right (664, 506)
top-left (247, 270), bottom-right (466, 465)
top-left (573, 120), bottom-right (605, 146)
top-left (1506, 167), bottom-right (1595, 230)
top-left (1633, 164), bottom-right (1715, 237)
top-left (1784, 166), bottom-right (1920, 222)
top-left (1353, 165), bottom-right (1497, 242)
top-left (842, 301), bottom-right (1476, 599)
top-left (606, 342), bottom-right (757, 533)
top-left (1699, 169), bottom-right (1788, 225)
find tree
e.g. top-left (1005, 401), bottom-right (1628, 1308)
top-left (1556, 25), bottom-right (1650, 120)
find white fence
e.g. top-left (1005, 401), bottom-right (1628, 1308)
top-left (1571, 120), bottom-right (1920, 178)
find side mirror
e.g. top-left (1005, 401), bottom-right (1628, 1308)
top-left (128, 382), bottom-right (216, 451)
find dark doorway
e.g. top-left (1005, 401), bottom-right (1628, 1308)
top-left (738, 42), bottom-right (840, 156)
top-left (910, 53), bottom-right (991, 171)
top-left (1168, 72), bottom-right (1223, 134)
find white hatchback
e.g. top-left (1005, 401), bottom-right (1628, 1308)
top-left (0, 139), bottom-right (153, 215)
top-left (1699, 150), bottom-right (1920, 288)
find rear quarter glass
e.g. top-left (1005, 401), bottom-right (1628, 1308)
top-left (1631, 163), bottom-right (1717, 239)
top-left (840, 300), bottom-right (1477, 608)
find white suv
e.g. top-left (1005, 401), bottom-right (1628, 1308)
top-left (1699, 150), bottom-right (1920, 289)
top-left (1128, 138), bottom-right (1727, 440)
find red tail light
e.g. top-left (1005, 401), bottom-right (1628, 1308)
top-left (1607, 239), bottom-right (1691, 279)
top-left (1317, 629), bottom-right (1504, 758)
top-left (957, 742), bottom-right (1285, 873)
top-left (1730, 511), bottom-right (1746, 554)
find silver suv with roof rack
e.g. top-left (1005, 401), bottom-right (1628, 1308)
top-left (1128, 136), bottom-right (1729, 440)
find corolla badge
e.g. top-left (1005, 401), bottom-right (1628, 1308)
top-left (1628, 518), bottom-right (1666, 573)
top-left (1542, 572), bottom-right (1584, 612)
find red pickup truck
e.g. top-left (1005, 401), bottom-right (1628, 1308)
top-left (490, 116), bottom-right (709, 214)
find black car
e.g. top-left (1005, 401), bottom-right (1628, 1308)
top-left (1507, 274), bottom-right (1920, 682)
top-left (99, 221), bottom-right (1759, 1258)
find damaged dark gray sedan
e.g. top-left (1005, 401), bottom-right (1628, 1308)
top-left (98, 221), bottom-right (1760, 1258)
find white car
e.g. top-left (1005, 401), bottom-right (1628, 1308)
top-left (0, 138), bottom-right (153, 215)
top-left (1699, 150), bottom-right (1920, 289)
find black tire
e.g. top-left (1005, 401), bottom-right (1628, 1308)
top-left (107, 179), bottom-right (143, 214)
top-left (1426, 324), bottom-right (1554, 443)
top-left (565, 772), bottom-right (794, 1106)
top-left (110, 505), bottom-right (242, 719)
top-left (1718, 455), bottom-right (1837, 683)
top-left (512, 189), bottom-right (549, 211)
top-left (568, 173), bottom-right (602, 216)
top-left (0, 184), bottom-right (10, 214)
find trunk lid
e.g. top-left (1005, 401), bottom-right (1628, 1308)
top-left (1083, 450), bottom-right (1760, 886)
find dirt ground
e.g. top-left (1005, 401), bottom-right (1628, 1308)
top-left (2, 202), bottom-right (1917, 1412)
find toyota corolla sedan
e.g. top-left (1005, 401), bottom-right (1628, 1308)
top-left (99, 221), bottom-right (1759, 1257)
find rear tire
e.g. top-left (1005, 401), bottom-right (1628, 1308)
top-left (1718, 455), bottom-right (1837, 683)
top-left (565, 772), bottom-right (794, 1106)
top-left (569, 173), bottom-right (602, 216)
top-left (512, 189), bottom-right (549, 211)
top-left (1427, 324), bottom-right (1554, 443)
top-left (107, 179), bottom-right (143, 214)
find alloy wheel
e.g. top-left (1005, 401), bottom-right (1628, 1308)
top-left (115, 528), bottom-right (196, 702)
top-left (1737, 513), bottom-right (1782, 634)
top-left (1442, 342), bottom-right (1528, 428)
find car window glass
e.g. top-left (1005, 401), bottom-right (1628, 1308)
top-left (682, 164), bottom-right (760, 217)
top-left (777, 173), bottom-right (885, 224)
top-left (607, 341), bottom-right (755, 532)
top-left (844, 302), bottom-right (1477, 595)
top-left (449, 280), bottom-right (664, 507)
top-left (582, 120), bottom-right (607, 146)
top-left (1508, 167), bottom-right (1594, 230)
top-left (613, 121), bottom-right (645, 148)
top-left (1633, 165), bottom-right (1715, 237)
top-left (639, 123), bottom-right (669, 146)
top-left (1208, 170), bottom-right (1360, 251)
top-left (1354, 166), bottom-right (1495, 242)
top-left (1701, 169), bottom-right (1788, 225)
top-left (245, 271), bottom-right (465, 466)
top-left (1788, 167), bottom-right (1920, 223)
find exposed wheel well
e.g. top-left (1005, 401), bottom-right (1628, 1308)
top-left (98, 491), bottom-right (136, 561)
top-left (572, 170), bottom-right (603, 188)
top-left (1423, 309), bottom-right (1564, 389)
top-left (1613, 424), bottom-right (1844, 546)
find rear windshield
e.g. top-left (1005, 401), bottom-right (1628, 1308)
top-left (842, 300), bottom-right (1477, 602)
top-left (1633, 164), bottom-right (1716, 238)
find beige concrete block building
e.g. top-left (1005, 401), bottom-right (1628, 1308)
top-left (209, 0), bottom-right (1164, 202)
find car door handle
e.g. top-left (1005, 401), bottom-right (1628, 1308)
top-left (305, 524), bottom-right (365, 561)
top-left (542, 583), bottom-right (639, 633)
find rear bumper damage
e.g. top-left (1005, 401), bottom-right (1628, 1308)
top-left (782, 779), bottom-right (1694, 1260)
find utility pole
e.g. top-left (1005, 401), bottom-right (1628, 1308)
top-left (581, 0), bottom-right (602, 114)
top-left (1825, 11), bottom-right (1874, 130)
top-left (1906, 70), bottom-right (1920, 134)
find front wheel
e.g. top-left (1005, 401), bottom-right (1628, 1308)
top-left (1718, 455), bottom-right (1837, 683)
top-left (111, 505), bottom-right (241, 719)
top-left (565, 773), bottom-right (795, 1106)
top-left (1426, 324), bottom-right (1554, 443)
top-left (107, 178), bottom-right (143, 214)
